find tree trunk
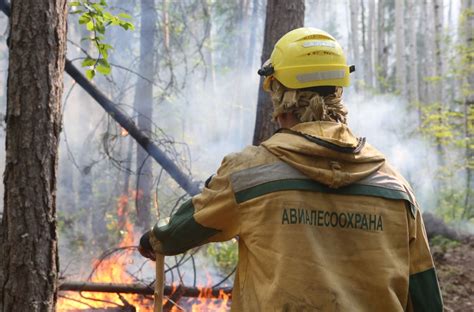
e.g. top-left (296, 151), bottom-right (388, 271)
top-left (134, 0), bottom-right (157, 228)
top-left (460, 0), bottom-right (474, 218)
top-left (395, 0), bottom-right (407, 96)
top-left (365, 0), bottom-right (376, 89)
top-left (407, 0), bottom-right (420, 107)
top-left (375, 0), bottom-right (388, 92)
top-left (252, 0), bottom-right (304, 145)
top-left (349, 0), bottom-right (361, 90)
top-left (433, 0), bottom-right (444, 104)
top-left (0, 0), bottom-right (67, 311)
top-left (201, 0), bottom-right (216, 90)
top-left (246, 0), bottom-right (259, 70)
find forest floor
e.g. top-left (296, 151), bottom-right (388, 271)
top-left (432, 235), bottom-right (474, 312)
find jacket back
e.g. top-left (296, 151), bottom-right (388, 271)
top-left (153, 121), bottom-right (443, 311)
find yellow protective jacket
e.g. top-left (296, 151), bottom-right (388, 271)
top-left (153, 121), bottom-right (443, 312)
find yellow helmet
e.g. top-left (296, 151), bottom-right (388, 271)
top-left (259, 27), bottom-right (354, 90)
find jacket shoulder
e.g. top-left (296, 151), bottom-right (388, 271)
top-left (217, 145), bottom-right (279, 176)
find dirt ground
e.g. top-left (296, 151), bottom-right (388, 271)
top-left (431, 236), bottom-right (474, 312)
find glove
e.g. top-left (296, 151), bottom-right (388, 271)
top-left (138, 230), bottom-right (159, 261)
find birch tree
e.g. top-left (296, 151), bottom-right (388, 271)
top-left (460, 0), bottom-right (474, 218)
top-left (395, 0), bottom-right (407, 96)
top-left (407, 0), bottom-right (420, 107)
top-left (349, 0), bottom-right (361, 90)
top-left (375, 0), bottom-right (388, 92)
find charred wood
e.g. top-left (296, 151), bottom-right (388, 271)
top-left (59, 281), bottom-right (232, 299)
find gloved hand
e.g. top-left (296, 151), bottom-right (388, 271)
top-left (138, 230), bottom-right (159, 261)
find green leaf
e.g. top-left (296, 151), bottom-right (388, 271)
top-left (103, 12), bottom-right (113, 20)
top-left (85, 69), bottom-right (95, 80)
top-left (96, 63), bottom-right (111, 75)
top-left (119, 21), bottom-right (135, 31)
top-left (81, 57), bottom-right (96, 67)
top-left (78, 14), bottom-right (91, 24)
top-left (98, 58), bottom-right (110, 67)
top-left (68, 1), bottom-right (81, 7)
top-left (70, 9), bottom-right (84, 14)
top-left (86, 20), bottom-right (94, 31)
top-left (118, 12), bottom-right (131, 19)
top-left (96, 22), bottom-right (106, 34)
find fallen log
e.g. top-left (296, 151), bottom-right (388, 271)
top-left (59, 281), bottom-right (233, 299)
top-left (0, 1), bottom-right (200, 196)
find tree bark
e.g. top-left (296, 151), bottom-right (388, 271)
top-left (134, 0), bottom-right (158, 228)
top-left (252, 0), bottom-right (304, 145)
top-left (0, 0), bottom-right (67, 311)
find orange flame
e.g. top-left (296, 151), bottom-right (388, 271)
top-left (58, 192), bottom-right (231, 311)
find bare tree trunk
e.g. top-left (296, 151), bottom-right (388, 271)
top-left (0, 0), bottom-right (67, 310)
top-left (252, 0), bottom-right (304, 145)
top-left (246, 0), bottom-right (259, 70)
top-left (365, 0), bottom-right (376, 89)
top-left (433, 0), bottom-right (445, 104)
top-left (375, 0), bottom-right (388, 92)
top-left (395, 0), bottom-right (407, 96)
top-left (134, 0), bottom-right (157, 228)
top-left (201, 0), bottom-right (216, 90)
top-left (460, 0), bottom-right (474, 218)
top-left (408, 0), bottom-right (420, 107)
top-left (349, 0), bottom-right (361, 90)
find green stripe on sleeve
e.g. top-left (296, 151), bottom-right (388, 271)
top-left (234, 179), bottom-right (412, 205)
top-left (409, 268), bottom-right (443, 312)
top-left (153, 199), bottom-right (219, 255)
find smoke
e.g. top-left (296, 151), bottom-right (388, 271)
top-left (345, 88), bottom-right (439, 210)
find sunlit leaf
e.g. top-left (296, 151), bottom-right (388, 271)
top-left (86, 20), bottom-right (94, 31)
top-left (96, 63), bottom-right (111, 75)
top-left (81, 57), bottom-right (96, 67)
top-left (118, 12), bottom-right (131, 19)
top-left (85, 69), bottom-right (95, 80)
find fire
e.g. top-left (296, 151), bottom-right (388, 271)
top-left (58, 193), bottom-right (153, 311)
top-left (57, 192), bottom-right (231, 311)
top-left (120, 127), bottom-right (129, 137)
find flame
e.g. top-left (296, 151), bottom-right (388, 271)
top-left (58, 192), bottom-right (231, 311)
top-left (120, 127), bottom-right (129, 137)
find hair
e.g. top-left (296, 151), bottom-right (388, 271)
top-left (269, 79), bottom-right (348, 124)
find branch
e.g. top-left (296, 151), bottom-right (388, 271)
top-left (0, 2), bottom-right (201, 196)
top-left (64, 60), bottom-right (200, 196)
top-left (59, 281), bottom-right (233, 299)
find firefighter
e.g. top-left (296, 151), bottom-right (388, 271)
top-left (139, 27), bottom-right (443, 311)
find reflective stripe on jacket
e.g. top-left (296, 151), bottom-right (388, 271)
top-left (153, 121), bottom-right (443, 312)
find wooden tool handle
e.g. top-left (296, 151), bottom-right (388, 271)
top-left (154, 254), bottom-right (165, 312)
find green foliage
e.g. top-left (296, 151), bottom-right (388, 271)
top-left (436, 188), bottom-right (471, 221)
top-left (69, 0), bottom-right (134, 79)
top-left (429, 235), bottom-right (460, 253)
top-left (207, 239), bottom-right (238, 276)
